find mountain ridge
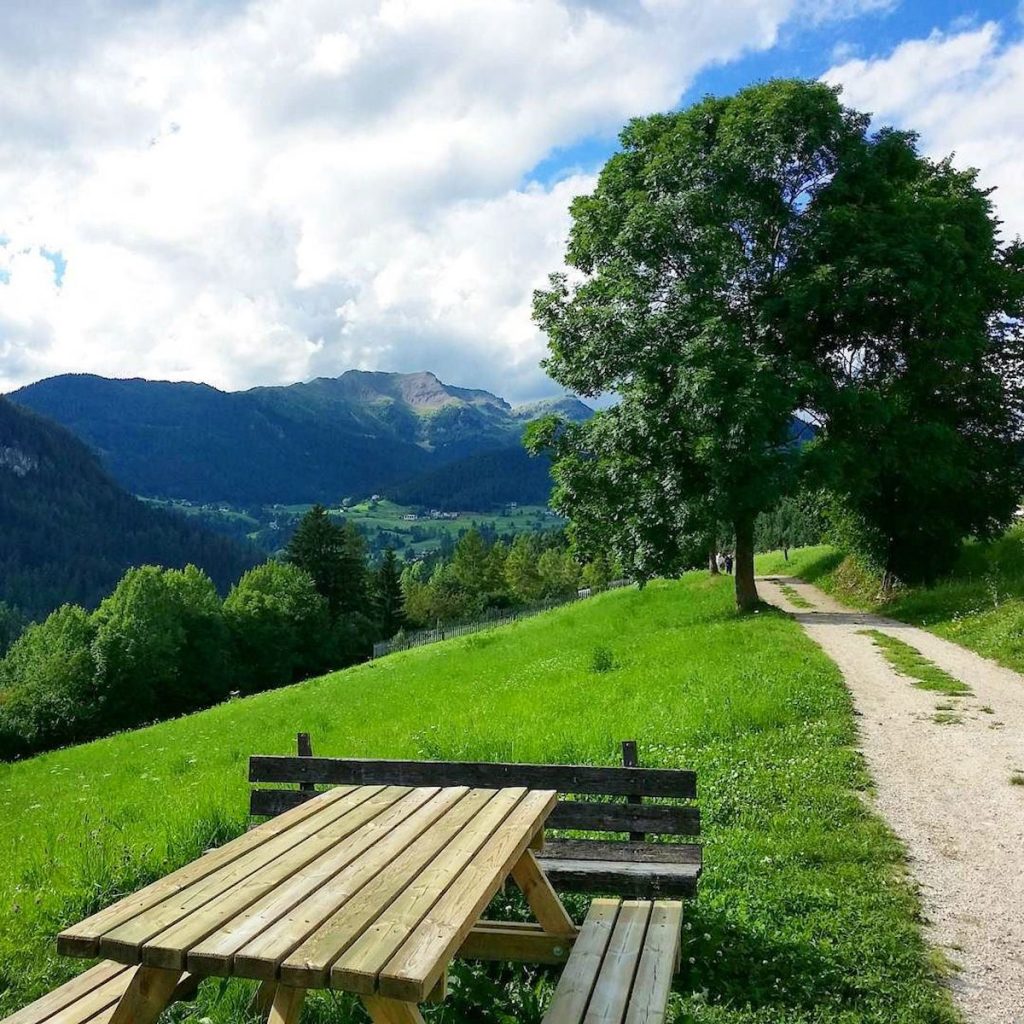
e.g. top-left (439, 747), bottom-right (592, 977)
top-left (9, 370), bottom-right (594, 506)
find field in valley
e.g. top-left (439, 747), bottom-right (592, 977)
top-left (145, 497), bottom-right (563, 558)
top-left (0, 575), bottom-right (956, 1023)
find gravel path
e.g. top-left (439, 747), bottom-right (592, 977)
top-left (758, 575), bottom-right (1024, 1024)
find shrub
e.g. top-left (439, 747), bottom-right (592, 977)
top-left (224, 562), bottom-right (329, 692)
top-left (0, 605), bottom-right (99, 758)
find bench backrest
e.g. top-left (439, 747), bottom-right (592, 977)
top-left (249, 737), bottom-right (699, 841)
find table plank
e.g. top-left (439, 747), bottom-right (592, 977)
top-left (98, 786), bottom-right (391, 964)
top-left (142, 787), bottom-right (428, 970)
top-left (330, 787), bottom-right (528, 993)
top-left (58, 787), bottom-right (358, 957)
top-left (232, 787), bottom-right (469, 982)
top-left (377, 789), bottom-right (557, 1002)
top-left (185, 787), bottom-right (438, 975)
top-left (277, 788), bottom-right (495, 987)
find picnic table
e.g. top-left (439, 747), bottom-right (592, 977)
top-left (56, 784), bottom-right (574, 1024)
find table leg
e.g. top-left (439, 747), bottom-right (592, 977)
top-left (249, 980), bottom-right (278, 1017)
top-left (267, 984), bottom-right (306, 1024)
top-left (107, 965), bottom-right (183, 1024)
top-left (362, 994), bottom-right (427, 1023)
top-left (511, 848), bottom-right (577, 936)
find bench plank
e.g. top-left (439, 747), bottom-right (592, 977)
top-left (539, 857), bottom-right (699, 899)
top-left (542, 839), bottom-right (701, 866)
top-left (542, 899), bottom-right (620, 1024)
top-left (0, 962), bottom-right (130, 1024)
top-left (250, 757), bottom-right (696, 799)
top-left (623, 901), bottom-right (683, 1024)
top-left (585, 900), bottom-right (652, 1023)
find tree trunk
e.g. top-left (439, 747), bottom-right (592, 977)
top-left (733, 515), bottom-right (759, 610)
top-left (707, 547), bottom-right (720, 576)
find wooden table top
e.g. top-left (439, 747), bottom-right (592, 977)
top-left (58, 784), bottom-right (557, 1001)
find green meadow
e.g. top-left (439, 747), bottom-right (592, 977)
top-left (0, 575), bottom-right (955, 1023)
top-left (758, 526), bottom-right (1024, 676)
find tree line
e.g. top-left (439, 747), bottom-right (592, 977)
top-left (0, 506), bottom-right (393, 759)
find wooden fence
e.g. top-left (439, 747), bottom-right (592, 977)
top-left (371, 579), bottom-right (632, 659)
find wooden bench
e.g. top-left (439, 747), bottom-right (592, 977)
top-left (249, 737), bottom-right (702, 899)
top-left (0, 962), bottom-right (198, 1024)
top-left (542, 898), bottom-right (682, 1023)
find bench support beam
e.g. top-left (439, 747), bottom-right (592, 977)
top-left (107, 966), bottom-right (183, 1024)
top-left (362, 995), bottom-right (427, 1023)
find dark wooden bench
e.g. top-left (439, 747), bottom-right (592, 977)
top-left (0, 962), bottom-right (198, 1024)
top-left (249, 737), bottom-right (701, 899)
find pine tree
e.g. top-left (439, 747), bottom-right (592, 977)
top-left (372, 548), bottom-right (406, 639)
top-left (285, 505), bottom-right (348, 615)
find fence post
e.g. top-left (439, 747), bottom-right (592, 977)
top-left (621, 739), bottom-right (644, 842)
top-left (297, 732), bottom-right (315, 793)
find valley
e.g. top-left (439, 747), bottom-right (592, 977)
top-left (144, 496), bottom-right (565, 558)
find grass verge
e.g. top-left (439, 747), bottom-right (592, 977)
top-left (757, 529), bottom-right (1024, 678)
top-left (0, 576), bottom-right (957, 1023)
top-left (858, 630), bottom-right (972, 696)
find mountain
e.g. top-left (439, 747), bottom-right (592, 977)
top-left (9, 371), bottom-right (594, 505)
top-left (0, 396), bottom-right (259, 620)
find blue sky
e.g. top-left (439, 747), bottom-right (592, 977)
top-left (2, 0), bottom-right (1023, 402)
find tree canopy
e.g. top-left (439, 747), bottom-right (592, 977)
top-left (532, 79), bottom-right (1024, 604)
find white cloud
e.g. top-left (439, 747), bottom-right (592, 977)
top-left (825, 22), bottom-right (1024, 241)
top-left (1, 0), bottom-right (891, 400)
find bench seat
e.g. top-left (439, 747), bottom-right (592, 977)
top-left (538, 840), bottom-right (700, 899)
top-left (1, 962), bottom-right (196, 1024)
top-left (542, 898), bottom-right (682, 1023)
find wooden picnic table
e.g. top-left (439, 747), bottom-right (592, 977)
top-left (56, 784), bottom-right (575, 1024)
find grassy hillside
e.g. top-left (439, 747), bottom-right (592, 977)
top-left (758, 526), bottom-right (1024, 675)
top-left (0, 576), bottom-right (954, 1023)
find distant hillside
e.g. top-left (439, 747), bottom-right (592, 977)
top-left (0, 397), bottom-right (259, 620)
top-left (9, 371), bottom-right (594, 505)
top-left (385, 446), bottom-right (555, 509)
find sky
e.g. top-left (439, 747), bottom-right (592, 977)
top-left (1, 0), bottom-right (1023, 404)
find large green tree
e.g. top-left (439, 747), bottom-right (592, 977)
top-left (532, 79), bottom-right (1024, 605)
top-left (224, 561), bottom-right (329, 692)
top-left (784, 135), bottom-right (1024, 583)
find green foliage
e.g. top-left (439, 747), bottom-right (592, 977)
top-left (372, 548), bottom-right (406, 639)
top-left (755, 494), bottom-right (825, 554)
top-left (532, 78), bottom-right (1024, 602)
top-left (505, 534), bottom-right (544, 604)
top-left (0, 577), bottom-right (954, 1023)
top-left (0, 602), bottom-right (28, 658)
top-left (224, 562), bottom-right (330, 692)
top-left (0, 606), bottom-right (99, 758)
top-left (91, 565), bottom-right (232, 728)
